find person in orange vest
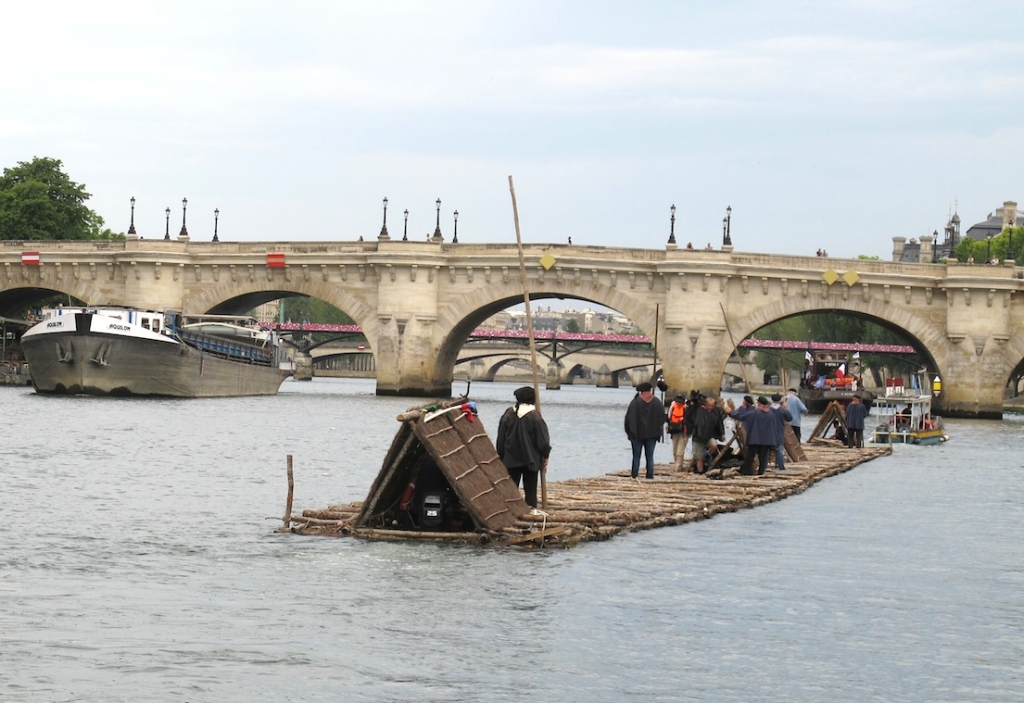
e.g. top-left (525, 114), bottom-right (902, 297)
top-left (666, 393), bottom-right (688, 472)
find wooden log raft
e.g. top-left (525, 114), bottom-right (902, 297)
top-left (280, 443), bottom-right (890, 546)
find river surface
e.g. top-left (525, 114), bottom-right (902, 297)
top-left (2, 378), bottom-right (1023, 702)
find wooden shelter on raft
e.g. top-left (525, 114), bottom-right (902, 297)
top-left (352, 398), bottom-right (531, 537)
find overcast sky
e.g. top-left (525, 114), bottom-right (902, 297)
top-left (2, 1), bottom-right (1021, 258)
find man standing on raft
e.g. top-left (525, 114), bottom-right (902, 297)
top-left (496, 386), bottom-right (551, 508)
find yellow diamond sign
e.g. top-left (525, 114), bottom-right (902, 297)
top-left (842, 270), bottom-right (860, 286)
top-left (539, 252), bottom-right (557, 270)
top-left (822, 268), bottom-right (839, 285)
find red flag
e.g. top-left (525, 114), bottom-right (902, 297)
top-left (21, 251), bottom-right (40, 266)
top-left (266, 253), bottom-right (285, 268)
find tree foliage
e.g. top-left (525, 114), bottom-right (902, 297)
top-left (0, 157), bottom-right (121, 240)
top-left (279, 296), bottom-right (355, 325)
top-left (953, 227), bottom-right (1024, 264)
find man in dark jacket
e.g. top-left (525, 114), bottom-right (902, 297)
top-left (844, 395), bottom-right (868, 448)
top-left (497, 386), bottom-right (551, 507)
top-left (731, 396), bottom-right (789, 475)
top-left (624, 382), bottom-right (665, 479)
top-left (690, 396), bottom-right (725, 474)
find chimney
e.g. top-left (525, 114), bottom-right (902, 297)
top-left (892, 236), bottom-right (906, 262)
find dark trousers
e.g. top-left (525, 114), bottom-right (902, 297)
top-left (630, 437), bottom-right (658, 479)
top-left (847, 429), bottom-right (864, 448)
top-left (792, 425), bottom-right (802, 442)
top-left (508, 466), bottom-right (538, 507)
top-left (741, 444), bottom-right (771, 475)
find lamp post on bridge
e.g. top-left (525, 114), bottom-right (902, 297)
top-left (667, 204), bottom-right (676, 246)
top-left (164, 207), bottom-right (170, 240)
top-left (432, 198), bottom-right (443, 241)
top-left (987, 233), bottom-right (993, 264)
top-left (453, 210), bottom-right (459, 243)
top-left (403, 209), bottom-right (409, 241)
top-left (723, 205), bottom-right (732, 247)
top-left (178, 198), bottom-right (189, 240)
top-left (213, 208), bottom-right (219, 242)
top-left (379, 197), bottom-right (390, 240)
top-left (127, 197), bottom-right (137, 238)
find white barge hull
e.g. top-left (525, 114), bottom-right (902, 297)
top-left (22, 312), bottom-right (289, 398)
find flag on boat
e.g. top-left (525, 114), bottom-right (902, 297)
top-left (836, 364), bottom-right (845, 378)
top-left (266, 253), bottom-right (286, 268)
top-left (21, 251), bottom-right (40, 266)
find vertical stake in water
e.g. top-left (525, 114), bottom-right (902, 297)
top-left (508, 175), bottom-right (546, 509)
top-left (284, 454), bottom-right (294, 528)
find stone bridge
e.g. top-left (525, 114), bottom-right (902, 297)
top-left (2, 237), bottom-right (1021, 417)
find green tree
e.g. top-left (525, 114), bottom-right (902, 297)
top-left (565, 318), bottom-right (581, 333)
top-left (280, 296), bottom-right (354, 325)
top-left (0, 157), bottom-right (120, 240)
top-left (953, 227), bottom-right (1024, 264)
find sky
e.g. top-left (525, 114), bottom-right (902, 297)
top-left (2, 0), bottom-right (1022, 259)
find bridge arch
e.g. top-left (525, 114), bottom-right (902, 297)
top-left (432, 279), bottom-right (656, 390)
top-left (184, 280), bottom-right (381, 355)
top-left (728, 295), bottom-right (947, 386)
top-left (0, 279), bottom-right (112, 317)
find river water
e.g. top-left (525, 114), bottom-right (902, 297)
top-left (2, 378), bottom-right (1023, 702)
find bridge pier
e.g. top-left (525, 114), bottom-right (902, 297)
top-left (292, 352), bottom-right (313, 381)
top-left (595, 364), bottom-right (619, 388)
top-left (545, 362), bottom-right (561, 390)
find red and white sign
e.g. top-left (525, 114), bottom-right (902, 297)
top-left (21, 251), bottom-right (40, 266)
top-left (266, 253), bottom-right (285, 268)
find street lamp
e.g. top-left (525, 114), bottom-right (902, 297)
top-left (432, 198), bottom-right (443, 241)
top-left (668, 204), bottom-right (676, 245)
top-left (723, 205), bottom-right (732, 247)
top-left (128, 196), bottom-right (137, 236)
top-left (453, 210), bottom-right (459, 243)
top-left (1009, 227), bottom-right (1014, 262)
top-left (213, 208), bottom-right (220, 242)
top-left (164, 207), bottom-right (170, 240)
top-left (987, 233), bottom-right (993, 263)
top-left (379, 197), bottom-right (390, 240)
top-left (179, 198), bottom-right (189, 239)
top-left (403, 209), bottom-right (409, 241)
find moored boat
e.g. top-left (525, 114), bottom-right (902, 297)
top-left (21, 307), bottom-right (292, 397)
top-left (870, 394), bottom-right (948, 445)
top-left (798, 349), bottom-right (875, 413)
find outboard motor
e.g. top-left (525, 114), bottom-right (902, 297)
top-left (419, 492), bottom-right (449, 529)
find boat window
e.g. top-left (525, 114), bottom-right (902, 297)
top-left (152, 319), bottom-right (161, 333)
top-left (141, 319), bottom-right (151, 330)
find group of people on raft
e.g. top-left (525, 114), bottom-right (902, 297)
top-left (493, 381), bottom-right (869, 509)
top-left (624, 383), bottom-right (870, 480)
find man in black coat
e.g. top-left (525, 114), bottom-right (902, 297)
top-left (844, 395), bottom-right (868, 448)
top-left (624, 382), bottom-right (666, 479)
top-left (496, 386), bottom-right (551, 507)
top-left (690, 396), bottom-right (726, 474)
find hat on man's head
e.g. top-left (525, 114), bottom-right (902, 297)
top-left (675, 393), bottom-right (685, 400)
top-left (771, 393), bottom-right (782, 402)
top-left (636, 382), bottom-right (653, 393)
top-left (744, 395), bottom-right (754, 406)
top-left (787, 388), bottom-right (797, 393)
top-left (757, 395), bottom-right (770, 406)
top-left (514, 386), bottom-right (536, 403)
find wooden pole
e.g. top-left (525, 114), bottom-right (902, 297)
top-left (284, 454), bottom-right (294, 528)
top-left (720, 303), bottom-right (753, 394)
top-left (509, 175), bottom-right (546, 509)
